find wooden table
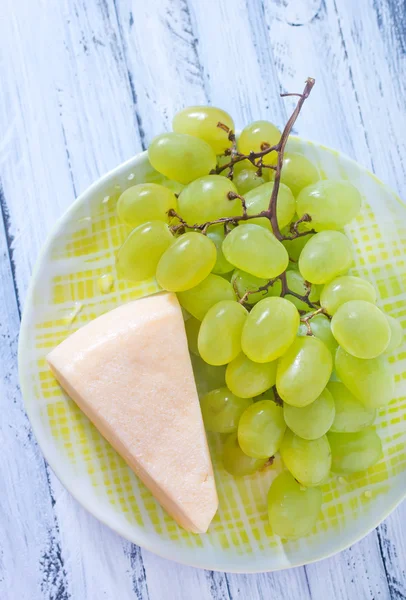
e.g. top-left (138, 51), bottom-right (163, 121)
top-left (1, 1), bottom-right (405, 598)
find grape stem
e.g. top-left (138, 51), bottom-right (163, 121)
top-left (212, 78), bottom-right (316, 241)
top-left (168, 207), bottom-right (314, 240)
top-left (169, 207), bottom-right (269, 233)
top-left (279, 271), bottom-right (318, 308)
top-left (300, 306), bottom-right (329, 335)
top-left (169, 78), bottom-right (316, 242)
top-left (228, 191), bottom-right (247, 216)
top-left (169, 78), bottom-right (318, 309)
top-left (290, 214), bottom-right (312, 235)
top-left (267, 78), bottom-right (315, 240)
top-left (236, 271), bottom-right (318, 310)
top-left (272, 387), bottom-right (283, 406)
top-left (237, 277), bottom-right (279, 305)
top-left (260, 456), bottom-right (275, 470)
top-left (217, 122), bottom-right (231, 134)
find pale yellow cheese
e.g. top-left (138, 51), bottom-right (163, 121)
top-left (47, 292), bottom-right (218, 533)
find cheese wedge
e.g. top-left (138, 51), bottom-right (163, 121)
top-left (47, 292), bottom-right (218, 533)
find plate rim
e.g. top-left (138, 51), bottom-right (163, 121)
top-left (18, 138), bottom-right (406, 573)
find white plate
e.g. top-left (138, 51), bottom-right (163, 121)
top-left (19, 138), bottom-right (406, 572)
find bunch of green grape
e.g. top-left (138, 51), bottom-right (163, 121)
top-left (115, 105), bottom-right (403, 541)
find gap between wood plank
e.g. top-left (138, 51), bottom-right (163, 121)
top-left (111, 0), bottom-right (147, 150)
top-left (0, 183), bottom-right (21, 319)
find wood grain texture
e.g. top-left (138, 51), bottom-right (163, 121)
top-left (0, 0), bottom-right (405, 599)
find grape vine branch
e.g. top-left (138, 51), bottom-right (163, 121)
top-left (169, 77), bottom-right (319, 311)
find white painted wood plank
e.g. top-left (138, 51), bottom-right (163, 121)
top-left (306, 533), bottom-right (391, 600)
top-left (142, 552), bottom-right (231, 600)
top-left (261, 0), bottom-right (373, 165)
top-left (262, 0), bottom-right (406, 196)
top-left (0, 0), bottom-right (143, 296)
top-left (45, 0), bottom-right (144, 192)
top-left (188, 0), bottom-right (287, 129)
top-left (114, 0), bottom-right (207, 139)
top-left (0, 203), bottom-right (69, 600)
top-left (328, 0), bottom-right (406, 196)
top-left (52, 488), bottom-right (147, 600)
top-left (224, 568), bottom-right (311, 600)
top-left (1, 1), bottom-right (79, 305)
top-left (0, 1), bottom-right (150, 598)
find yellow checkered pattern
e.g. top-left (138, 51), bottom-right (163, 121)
top-left (20, 141), bottom-right (406, 569)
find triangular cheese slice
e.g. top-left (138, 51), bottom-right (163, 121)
top-left (47, 292), bottom-right (218, 533)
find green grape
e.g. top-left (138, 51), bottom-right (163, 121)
top-left (222, 224), bottom-right (289, 278)
top-left (283, 388), bottom-right (335, 440)
top-left (245, 182), bottom-right (296, 230)
top-left (178, 175), bottom-right (241, 223)
top-left (161, 179), bottom-right (185, 195)
top-left (207, 225), bottom-right (234, 274)
top-left (275, 153), bottom-right (320, 197)
top-left (238, 120), bottom-right (281, 165)
top-left (276, 337), bottom-right (333, 407)
top-left (335, 347), bottom-right (394, 409)
top-left (331, 300), bottom-right (391, 359)
top-left (226, 353), bottom-right (277, 398)
top-left (184, 316), bottom-right (200, 356)
top-left (299, 231), bottom-right (353, 284)
top-left (280, 429), bottom-right (331, 487)
top-left (116, 221), bottom-right (173, 282)
top-left (172, 106), bottom-right (235, 154)
top-left (298, 313), bottom-right (338, 358)
top-left (320, 275), bottom-right (377, 315)
top-left (267, 471), bottom-right (322, 539)
top-left (328, 428), bottom-right (382, 474)
top-left (231, 269), bottom-right (276, 305)
top-left (156, 232), bottom-right (216, 292)
top-left (385, 314), bottom-right (404, 353)
top-left (148, 132), bottom-right (216, 184)
top-left (200, 387), bottom-right (252, 433)
top-left (223, 433), bottom-right (267, 476)
top-left (234, 168), bottom-right (266, 195)
top-left (287, 260), bottom-right (300, 272)
top-left (198, 301), bottom-right (247, 365)
top-left (238, 400), bottom-right (286, 458)
top-left (310, 284), bottom-right (322, 301)
top-left (282, 232), bottom-right (314, 262)
top-left (296, 180), bottom-right (362, 231)
top-left (177, 273), bottom-right (235, 321)
top-left (190, 353), bottom-right (226, 396)
top-left (327, 381), bottom-right (376, 432)
top-left (241, 297), bottom-right (299, 362)
top-left (117, 183), bottom-right (177, 228)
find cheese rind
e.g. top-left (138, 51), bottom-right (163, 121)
top-left (47, 292), bottom-right (218, 533)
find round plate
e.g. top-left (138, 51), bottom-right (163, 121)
top-left (19, 138), bottom-right (406, 572)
